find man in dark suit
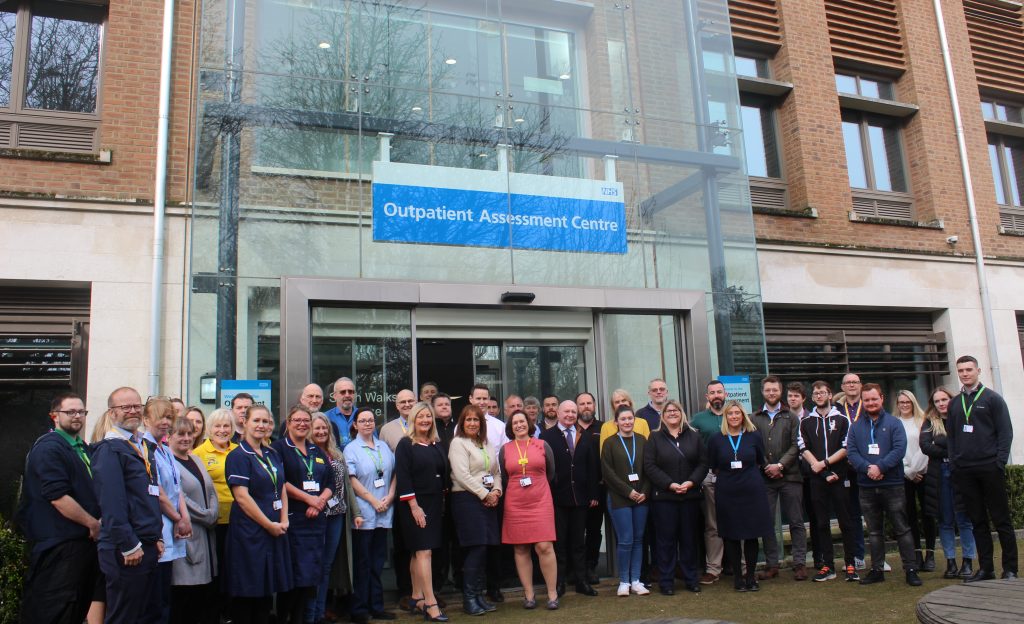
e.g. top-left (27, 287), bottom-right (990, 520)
top-left (540, 400), bottom-right (600, 597)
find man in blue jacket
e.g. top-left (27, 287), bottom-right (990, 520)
top-left (846, 383), bottom-right (921, 586)
top-left (92, 386), bottom-right (165, 624)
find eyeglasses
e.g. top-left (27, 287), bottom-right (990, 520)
top-left (650, 387), bottom-right (668, 393)
top-left (336, 389), bottom-right (356, 395)
top-left (112, 404), bottom-right (144, 413)
top-left (811, 391), bottom-right (831, 397)
top-left (356, 419), bottom-right (376, 425)
top-left (55, 409), bottom-right (89, 417)
top-left (842, 381), bottom-right (861, 386)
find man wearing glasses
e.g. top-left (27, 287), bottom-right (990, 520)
top-left (18, 392), bottom-right (102, 623)
top-left (837, 373), bottom-right (868, 570)
top-left (636, 378), bottom-right (669, 433)
top-left (92, 387), bottom-right (165, 624)
top-left (325, 377), bottom-right (359, 446)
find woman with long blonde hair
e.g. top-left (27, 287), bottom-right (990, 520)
top-left (893, 389), bottom-right (934, 570)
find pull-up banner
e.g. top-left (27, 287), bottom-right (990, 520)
top-left (372, 161), bottom-right (627, 254)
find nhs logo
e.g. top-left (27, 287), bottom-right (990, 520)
top-left (601, 186), bottom-right (619, 197)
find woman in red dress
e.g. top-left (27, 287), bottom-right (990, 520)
top-left (498, 411), bottom-right (559, 610)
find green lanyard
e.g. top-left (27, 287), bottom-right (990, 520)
top-left (961, 386), bottom-right (985, 424)
top-left (54, 428), bottom-right (92, 478)
top-left (293, 444), bottom-right (315, 480)
top-left (478, 444), bottom-right (490, 472)
top-left (249, 444), bottom-right (279, 491)
top-left (364, 443), bottom-right (384, 477)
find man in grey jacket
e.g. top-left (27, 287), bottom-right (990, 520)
top-left (750, 375), bottom-right (807, 581)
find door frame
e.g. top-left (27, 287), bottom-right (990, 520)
top-left (281, 276), bottom-right (712, 418)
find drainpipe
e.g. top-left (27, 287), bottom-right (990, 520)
top-left (148, 0), bottom-right (176, 396)
top-left (932, 0), bottom-right (1002, 393)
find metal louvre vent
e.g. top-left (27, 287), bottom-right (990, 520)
top-left (749, 180), bottom-right (788, 210)
top-left (851, 191), bottom-right (913, 220)
top-left (1000, 206), bottom-right (1024, 233)
top-left (16, 122), bottom-right (97, 152)
top-left (728, 0), bottom-right (782, 47)
top-left (0, 121), bottom-right (11, 148)
top-left (964, 0), bottom-right (1024, 95)
top-left (763, 308), bottom-right (949, 379)
top-left (0, 285), bottom-right (91, 386)
top-left (825, 0), bottom-right (905, 70)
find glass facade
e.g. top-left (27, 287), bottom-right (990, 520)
top-left (187, 0), bottom-right (767, 413)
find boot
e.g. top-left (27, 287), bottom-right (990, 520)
top-left (915, 551), bottom-right (924, 570)
top-left (958, 559), bottom-right (973, 579)
top-left (923, 550), bottom-right (936, 572)
top-left (943, 558), bottom-right (959, 579)
top-left (462, 591), bottom-right (485, 617)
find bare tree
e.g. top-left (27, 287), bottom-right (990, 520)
top-left (22, 14), bottom-right (100, 112)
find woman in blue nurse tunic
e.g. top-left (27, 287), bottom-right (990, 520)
top-left (271, 405), bottom-right (334, 624)
top-left (225, 404), bottom-right (293, 624)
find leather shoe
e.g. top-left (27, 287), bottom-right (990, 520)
top-left (575, 583), bottom-right (599, 596)
top-left (793, 565), bottom-right (808, 581)
top-left (686, 584), bottom-right (701, 593)
top-left (964, 569), bottom-right (996, 583)
top-left (859, 569), bottom-right (885, 585)
top-left (1001, 571), bottom-right (1018, 579)
top-left (658, 586), bottom-right (674, 596)
top-left (757, 566), bottom-right (778, 580)
top-left (957, 559), bottom-right (973, 578)
top-left (906, 570), bottom-right (923, 587)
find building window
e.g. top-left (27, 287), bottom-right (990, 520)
top-left (0, 0), bottom-right (104, 151)
top-left (989, 134), bottom-right (1023, 207)
top-left (841, 110), bottom-right (907, 193)
top-left (835, 73), bottom-right (894, 100)
top-left (740, 95), bottom-right (781, 179)
top-left (981, 99), bottom-right (1023, 123)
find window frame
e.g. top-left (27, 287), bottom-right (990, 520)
top-left (988, 132), bottom-right (1023, 208)
top-left (835, 71), bottom-right (895, 101)
top-left (841, 109), bottom-right (910, 194)
top-left (0, 0), bottom-right (106, 152)
top-left (738, 91), bottom-right (783, 180)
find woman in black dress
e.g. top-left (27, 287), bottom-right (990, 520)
top-left (395, 402), bottom-right (450, 622)
top-left (707, 400), bottom-right (772, 592)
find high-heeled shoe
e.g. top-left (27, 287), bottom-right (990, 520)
top-left (405, 596), bottom-right (425, 614)
top-left (422, 604), bottom-right (449, 622)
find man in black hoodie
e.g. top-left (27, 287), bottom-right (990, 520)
top-left (947, 355), bottom-right (1017, 582)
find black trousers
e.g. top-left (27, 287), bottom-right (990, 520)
top-left (809, 478), bottom-right (857, 568)
top-left (231, 596), bottom-right (272, 624)
top-left (904, 478), bottom-right (936, 551)
top-left (553, 505), bottom-right (588, 586)
top-left (584, 497), bottom-right (605, 574)
top-left (98, 543), bottom-right (161, 624)
top-left (170, 583), bottom-right (218, 624)
top-left (651, 499), bottom-right (700, 589)
top-left (953, 464), bottom-right (1018, 574)
top-left (20, 538), bottom-right (98, 624)
top-left (724, 539), bottom-right (759, 585)
top-left (802, 477), bottom-right (821, 567)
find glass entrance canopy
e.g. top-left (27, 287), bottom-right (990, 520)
top-left (187, 0), bottom-right (768, 404)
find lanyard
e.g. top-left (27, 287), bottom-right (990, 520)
top-left (363, 443), bottom-right (384, 477)
top-left (869, 419), bottom-right (878, 446)
top-left (399, 417), bottom-right (408, 433)
top-left (247, 443), bottom-right (279, 494)
top-left (961, 386), bottom-right (985, 424)
top-left (54, 429), bottom-right (92, 478)
top-left (513, 439), bottom-right (530, 475)
top-left (291, 442), bottom-right (314, 480)
top-left (478, 444), bottom-right (490, 472)
top-left (617, 433), bottom-right (637, 472)
top-left (665, 429), bottom-right (687, 458)
top-left (727, 432), bottom-right (743, 460)
top-left (843, 401), bottom-right (861, 423)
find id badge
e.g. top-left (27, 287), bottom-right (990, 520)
top-left (627, 473), bottom-right (640, 482)
top-left (373, 478), bottom-right (386, 488)
top-left (868, 444), bottom-right (880, 455)
top-left (303, 480), bottom-right (319, 492)
top-left (273, 499), bottom-right (283, 510)
top-left (843, 479), bottom-right (851, 488)
top-left (730, 460), bottom-right (742, 470)
top-left (963, 424), bottom-right (974, 433)
top-left (519, 477), bottom-right (532, 487)
top-left (518, 458), bottom-right (529, 466)
top-left (147, 484), bottom-right (160, 497)
top-left (482, 474), bottom-right (495, 487)
top-left (327, 498), bottom-right (339, 509)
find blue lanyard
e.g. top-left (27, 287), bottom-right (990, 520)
top-left (869, 419), bottom-right (878, 446)
top-left (617, 434), bottom-right (636, 472)
top-left (727, 432), bottom-right (743, 459)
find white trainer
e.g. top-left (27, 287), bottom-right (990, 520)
top-left (617, 582), bottom-right (630, 597)
top-left (630, 581), bottom-right (650, 595)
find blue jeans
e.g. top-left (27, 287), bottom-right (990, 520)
top-left (351, 528), bottom-right (388, 616)
top-left (608, 498), bottom-right (648, 584)
top-left (308, 513), bottom-right (345, 622)
top-left (939, 463), bottom-right (976, 559)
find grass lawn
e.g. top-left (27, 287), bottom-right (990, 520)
top-left (460, 543), bottom-right (1021, 624)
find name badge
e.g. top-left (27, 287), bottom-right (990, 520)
top-left (730, 460), bottom-right (742, 470)
top-left (519, 477), bottom-right (532, 488)
top-left (518, 458), bottom-right (529, 465)
top-left (273, 499), bottom-right (283, 510)
top-left (482, 474), bottom-right (495, 487)
top-left (963, 424), bottom-right (974, 433)
top-left (843, 480), bottom-right (851, 488)
top-left (326, 498), bottom-right (338, 509)
top-left (303, 480), bottom-right (319, 492)
top-left (627, 473), bottom-right (640, 482)
top-left (148, 484), bottom-right (160, 497)
top-left (373, 478), bottom-right (386, 488)
top-left (868, 444), bottom-right (880, 455)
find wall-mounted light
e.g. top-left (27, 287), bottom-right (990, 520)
top-left (199, 373), bottom-right (217, 403)
top-left (501, 291), bottom-right (536, 304)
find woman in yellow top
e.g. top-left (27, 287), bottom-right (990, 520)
top-left (194, 406), bottom-right (237, 611)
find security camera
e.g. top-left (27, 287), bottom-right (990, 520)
top-left (946, 235), bottom-right (958, 244)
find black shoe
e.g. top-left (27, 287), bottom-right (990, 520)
top-left (422, 605), bottom-right (448, 623)
top-left (556, 582), bottom-right (566, 597)
top-left (964, 569), bottom-right (996, 583)
top-left (958, 559), bottom-right (973, 579)
top-left (370, 612), bottom-right (397, 621)
top-left (923, 551), bottom-right (936, 572)
top-left (350, 614), bottom-right (369, 624)
top-left (659, 586), bottom-right (674, 596)
top-left (860, 569), bottom-right (885, 585)
top-left (686, 584), bottom-right (701, 593)
top-left (906, 570), bottom-right (923, 587)
top-left (575, 583), bottom-right (599, 596)
top-left (462, 597), bottom-right (485, 617)
top-left (587, 572), bottom-right (600, 585)
top-left (943, 559), bottom-right (960, 579)
top-left (474, 596), bottom-right (497, 613)
top-left (916, 551), bottom-right (924, 570)
top-left (746, 580), bottom-right (760, 592)
top-left (1001, 571), bottom-right (1018, 579)
top-left (733, 581), bottom-right (747, 592)
top-left (485, 590), bottom-right (503, 604)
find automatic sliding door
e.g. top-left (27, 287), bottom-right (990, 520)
top-left (600, 314), bottom-right (684, 405)
top-left (504, 344), bottom-right (585, 402)
top-left (310, 307), bottom-right (412, 425)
